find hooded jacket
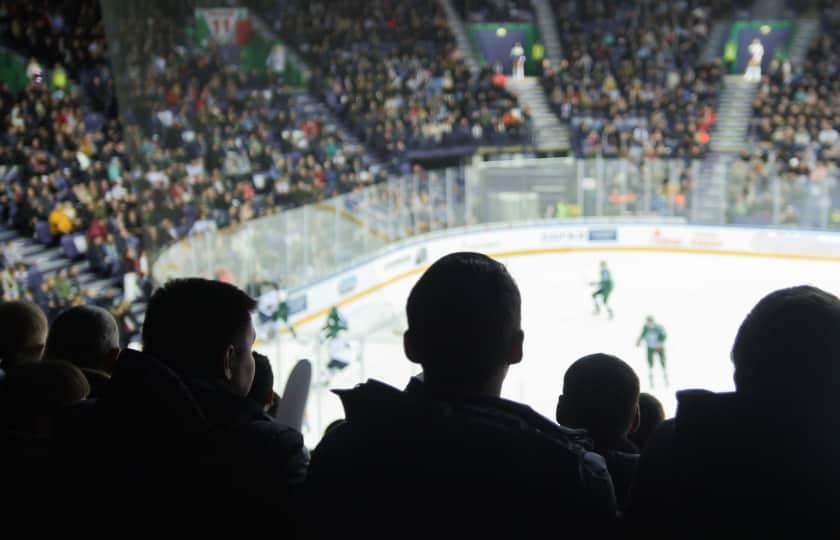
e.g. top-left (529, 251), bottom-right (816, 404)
top-left (626, 389), bottom-right (840, 538)
top-left (306, 378), bottom-right (617, 540)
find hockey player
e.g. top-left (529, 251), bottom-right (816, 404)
top-left (636, 315), bottom-right (668, 387)
top-left (591, 261), bottom-right (614, 319)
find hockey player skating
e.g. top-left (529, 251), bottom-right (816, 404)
top-left (636, 316), bottom-right (668, 387)
top-left (320, 306), bottom-right (351, 383)
top-left (322, 306), bottom-right (348, 342)
top-left (257, 285), bottom-right (297, 339)
top-left (591, 261), bottom-right (614, 319)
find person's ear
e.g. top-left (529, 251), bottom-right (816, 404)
top-left (223, 344), bottom-right (235, 380)
top-left (403, 330), bottom-right (421, 365)
top-left (630, 403), bottom-right (641, 434)
top-left (507, 329), bottom-right (524, 365)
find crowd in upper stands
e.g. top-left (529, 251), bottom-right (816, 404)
top-left (0, 0), bottom-right (538, 327)
top-left (543, 0), bottom-right (723, 161)
top-left (738, 1), bottom-right (840, 226)
top-left (3, 252), bottom-right (840, 538)
top-left (454, 0), bottom-right (535, 22)
top-left (275, 0), bottom-right (532, 158)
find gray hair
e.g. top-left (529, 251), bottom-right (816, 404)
top-left (45, 306), bottom-right (120, 372)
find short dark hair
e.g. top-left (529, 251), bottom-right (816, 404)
top-left (247, 351), bottom-right (274, 408)
top-left (44, 306), bottom-right (119, 371)
top-left (561, 353), bottom-right (640, 439)
top-left (405, 252), bottom-right (520, 381)
top-left (0, 300), bottom-right (47, 368)
top-left (142, 278), bottom-right (257, 379)
top-left (732, 285), bottom-right (840, 397)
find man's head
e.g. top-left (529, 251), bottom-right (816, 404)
top-left (557, 353), bottom-right (640, 443)
top-left (732, 285), bottom-right (840, 399)
top-left (44, 305), bottom-right (120, 373)
top-left (645, 316), bottom-right (655, 327)
top-left (404, 252), bottom-right (523, 393)
top-left (0, 300), bottom-right (48, 370)
top-left (142, 278), bottom-right (257, 396)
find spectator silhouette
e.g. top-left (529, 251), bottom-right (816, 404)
top-left (306, 252), bottom-right (616, 539)
top-left (54, 278), bottom-right (307, 535)
top-left (556, 353), bottom-right (640, 507)
top-left (629, 392), bottom-right (665, 451)
top-left (0, 300), bottom-right (48, 373)
top-left (627, 286), bottom-right (840, 538)
top-left (43, 305), bottom-right (121, 397)
top-left (247, 351), bottom-right (277, 413)
top-left (0, 360), bottom-right (89, 534)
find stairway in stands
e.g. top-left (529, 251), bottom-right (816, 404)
top-left (788, 18), bottom-right (819, 64)
top-left (691, 152), bottom-right (732, 224)
top-left (531, 0), bottom-right (563, 67)
top-left (709, 75), bottom-right (758, 154)
top-left (0, 226), bottom-right (139, 308)
top-left (505, 77), bottom-right (570, 152)
top-left (438, 0), bottom-right (481, 72)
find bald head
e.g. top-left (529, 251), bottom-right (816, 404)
top-left (44, 305), bottom-right (120, 372)
top-left (0, 300), bottom-right (48, 369)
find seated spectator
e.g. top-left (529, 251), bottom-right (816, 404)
top-left (54, 278), bottom-right (308, 533)
top-left (0, 300), bottom-right (48, 373)
top-left (628, 392), bottom-right (665, 451)
top-left (306, 252), bottom-right (616, 539)
top-left (0, 359), bottom-right (89, 533)
top-left (627, 285), bottom-right (840, 537)
top-left (556, 353), bottom-right (640, 507)
top-left (43, 305), bottom-right (121, 397)
top-left (247, 351), bottom-right (277, 414)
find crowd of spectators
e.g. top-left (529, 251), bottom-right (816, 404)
top-left (3, 253), bottom-right (840, 537)
top-left (275, 0), bottom-right (532, 160)
top-left (742, 1), bottom-right (840, 227)
top-left (453, 0), bottom-right (535, 22)
top-left (543, 0), bottom-right (722, 161)
top-left (0, 0), bottom-right (402, 335)
top-left (0, 0), bottom-right (535, 340)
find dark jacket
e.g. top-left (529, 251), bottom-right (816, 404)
top-left (53, 349), bottom-right (307, 536)
top-left (306, 378), bottom-right (617, 540)
top-left (591, 436), bottom-right (639, 509)
top-left (626, 389), bottom-right (840, 538)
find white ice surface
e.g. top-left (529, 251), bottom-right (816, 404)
top-left (265, 250), bottom-right (840, 447)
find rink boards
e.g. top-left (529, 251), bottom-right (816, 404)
top-left (277, 223), bottom-right (840, 334)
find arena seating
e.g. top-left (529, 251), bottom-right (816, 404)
top-left (740, 2), bottom-right (840, 227)
top-left (543, 0), bottom-right (723, 160)
top-left (275, 0), bottom-right (532, 160)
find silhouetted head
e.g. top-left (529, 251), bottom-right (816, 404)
top-left (44, 305), bottom-right (120, 373)
top-left (247, 351), bottom-right (275, 411)
top-left (732, 285), bottom-right (840, 400)
top-left (629, 392), bottom-right (665, 450)
top-left (143, 278), bottom-right (257, 396)
top-left (0, 300), bottom-right (48, 370)
top-left (557, 353), bottom-right (640, 444)
top-left (404, 252), bottom-right (523, 395)
top-left (0, 360), bottom-right (89, 436)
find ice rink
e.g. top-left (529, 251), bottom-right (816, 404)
top-left (268, 249), bottom-right (840, 447)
